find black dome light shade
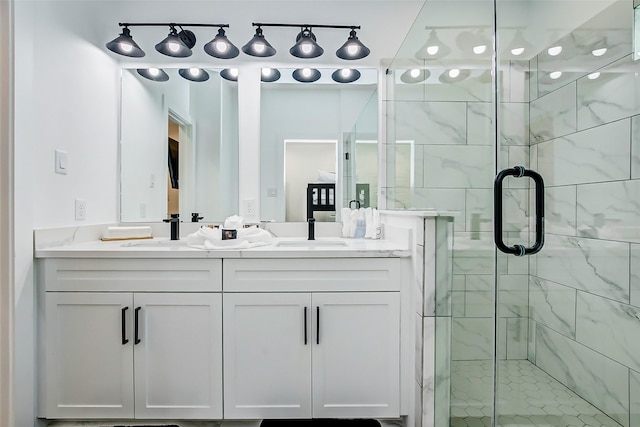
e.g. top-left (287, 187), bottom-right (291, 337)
top-left (331, 68), bottom-right (361, 83)
top-left (220, 68), bottom-right (239, 81)
top-left (155, 25), bottom-right (192, 57)
top-left (242, 26), bottom-right (277, 57)
top-left (290, 27), bottom-right (324, 58)
top-left (336, 29), bottom-right (370, 60)
top-left (106, 26), bottom-right (145, 57)
top-left (261, 68), bottom-right (281, 82)
top-left (137, 68), bottom-right (169, 81)
top-left (179, 68), bottom-right (210, 82)
top-left (204, 27), bottom-right (240, 59)
top-left (292, 68), bottom-right (321, 83)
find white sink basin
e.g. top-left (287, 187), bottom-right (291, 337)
top-left (121, 239), bottom-right (188, 247)
top-left (274, 239), bottom-right (348, 248)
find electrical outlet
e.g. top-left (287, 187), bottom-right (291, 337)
top-left (75, 199), bottom-right (87, 221)
top-left (244, 199), bottom-right (256, 216)
top-left (139, 202), bottom-right (146, 218)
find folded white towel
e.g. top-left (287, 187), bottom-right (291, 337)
top-left (372, 208), bottom-right (381, 239)
top-left (185, 224), bottom-right (273, 250)
top-left (364, 207), bottom-right (374, 239)
top-left (224, 215), bottom-right (245, 230)
top-left (102, 226), bottom-right (152, 240)
top-left (341, 208), bottom-right (351, 237)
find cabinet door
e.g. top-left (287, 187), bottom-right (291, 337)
top-left (133, 293), bottom-right (222, 419)
top-left (223, 293), bottom-right (312, 419)
top-left (44, 292), bottom-right (134, 418)
top-left (312, 292), bottom-right (401, 418)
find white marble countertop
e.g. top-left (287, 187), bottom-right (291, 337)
top-left (34, 236), bottom-right (411, 259)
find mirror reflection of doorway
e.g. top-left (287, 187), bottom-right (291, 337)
top-left (167, 119), bottom-right (180, 215)
top-left (284, 140), bottom-right (337, 222)
top-left (167, 113), bottom-right (194, 218)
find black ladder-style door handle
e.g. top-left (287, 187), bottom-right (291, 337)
top-left (134, 307), bottom-right (141, 344)
top-left (494, 166), bottom-right (545, 256)
top-left (121, 307), bottom-right (129, 345)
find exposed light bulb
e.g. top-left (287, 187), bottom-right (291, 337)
top-left (588, 72), bottom-right (600, 80)
top-left (341, 69), bottom-right (351, 78)
top-left (473, 45), bottom-right (487, 55)
top-left (592, 47), bottom-right (607, 57)
top-left (547, 45), bottom-right (562, 56)
top-left (347, 44), bottom-right (359, 55)
top-left (449, 69), bottom-right (460, 78)
top-left (301, 42), bottom-right (313, 54)
top-left (549, 71), bottom-right (562, 79)
top-left (302, 68), bottom-right (312, 77)
top-left (148, 68), bottom-right (160, 76)
top-left (120, 42), bottom-right (133, 53)
top-left (426, 45), bottom-right (439, 55)
top-left (229, 68), bottom-right (238, 77)
top-left (168, 42), bottom-right (181, 53)
top-left (189, 68), bottom-right (200, 76)
top-left (262, 68), bottom-right (272, 77)
top-left (410, 69), bottom-right (420, 78)
top-left (216, 41), bottom-right (228, 53)
top-left (253, 42), bottom-right (266, 54)
top-left (511, 47), bottom-right (525, 56)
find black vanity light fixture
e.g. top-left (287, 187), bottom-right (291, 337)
top-left (331, 68), bottom-right (361, 83)
top-left (243, 23), bottom-right (369, 60)
top-left (220, 68), bottom-right (239, 81)
top-left (261, 68), bottom-right (281, 82)
top-left (179, 68), bottom-right (210, 82)
top-left (106, 23), bottom-right (239, 59)
top-left (292, 68), bottom-right (321, 83)
top-left (137, 68), bottom-right (169, 81)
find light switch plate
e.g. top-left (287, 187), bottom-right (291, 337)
top-left (55, 150), bottom-right (68, 175)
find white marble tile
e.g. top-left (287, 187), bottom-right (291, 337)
top-left (435, 217), bottom-right (453, 316)
top-left (506, 146), bottom-right (531, 189)
top-left (452, 318), bottom-right (493, 361)
top-left (528, 320), bottom-right (537, 363)
top-left (464, 291), bottom-right (493, 318)
top-left (415, 312), bottom-right (424, 386)
top-left (529, 277), bottom-right (576, 339)
top-left (577, 180), bottom-right (640, 243)
top-left (452, 275), bottom-right (466, 291)
top-left (423, 145), bottom-right (494, 189)
top-left (529, 56), bottom-right (539, 101)
top-left (498, 275), bottom-right (528, 318)
top-left (535, 234), bottom-right (630, 304)
top-left (546, 185), bottom-right (577, 236)
top-left (497, 318), bottom-right (507, 360)
top-left (422, 316), bottom-right (435, 427)
top-left (467, 102), bottom-right (492, 146)
top-left (506, 318), bottom-right (527, 359)
top-left (631, 370), bottom-right (640, 427)
top-left (451, 292), bottom-right (465, 318)
top-left (633, 115), bottom-right (640, 180)
top-left (577, 55), bottom-right (640, 131)
top-left (500, 102), bottom-right (530, 145)
top-left (394, 101), bottom-right (467, 145)
top-left (632, 244), bottom-right (640, 308)
top-left (537, 119), bottom-right (631, 187)
top-left (530, 82), bottom-right (577, 144)
top-left (466, 274), bottom-right (492, 291)
top-left (465, 189), bottom-right (492, 233)
top-left (505, 232), bottom-right (530, 275)
top-left (536, 326), bottom-right (629, 427)
top-left (576, 291), bottom-right (640, 373)
top-left (433, 317), bottom-right (450, 427)
top-left (411, 188), bottom-right (466, 231)
top-left (453, 252), bottom-right (494, 276)
top-left (415, 243), bottom-right (425, 316)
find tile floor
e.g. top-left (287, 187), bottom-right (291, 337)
top-left (449, 360), bottom-right (622, 427)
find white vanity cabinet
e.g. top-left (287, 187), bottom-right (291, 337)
top-left (222, 258), bottom-right (403, 420)
top-left (38, 258), bottom-right (223, 420)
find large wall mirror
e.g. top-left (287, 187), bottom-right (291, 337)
top-left (120, 68), bottom-right (239, 223)
top-left (259, 68), bottom-right (378, 222)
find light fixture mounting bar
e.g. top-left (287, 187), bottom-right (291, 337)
top-left (252, 22), bottom-right (360, 30)
top-left (118, 22), bottom-right (229, 28)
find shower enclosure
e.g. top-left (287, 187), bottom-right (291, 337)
top-left (384, 0), bottom-right (639, 426)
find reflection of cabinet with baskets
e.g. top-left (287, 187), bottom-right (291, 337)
top-left (222, 258), bottom-right (402, 419)
top-left (39, 259), bottom-right (223, 420)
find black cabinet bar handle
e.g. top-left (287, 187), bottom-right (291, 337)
top-left (494, 166), bottom-right (545, 256)
top-left (121, 307), bottom-right (129, 345)
top-left (134, 307), bottom-right (141, 345)
top-left (304, 306), bottom-right (308, 345)
top-left (316, 306), bottom-right (320, 345)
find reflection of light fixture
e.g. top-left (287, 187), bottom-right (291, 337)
top-left (220, 68), bottom-right (239, 81)
top-left (292, 68), bottom-right (321, 83)
top-left (290, 27), bottom-right (324, 58)
top-left (335, 29), bottom-right (370, 60)
top-left (547, 45), bottom-right (563, 56)
top-left (587, 72), bottom-right (600, 79)
top-left (155, 25), bottom-right (193, 57)
top-left (203, 27), bottom-right (239, 59)
top-left (136, 68), bottom-right (169, 81)
top-left (400, 68), bottom-right (429, 84)
top-left (507, 30), bottom-right (532, 57)
top-left (549, 71), bottom-right (562, 79)
top-left (416, 29), bottom-right (450, 60)
top-left (261, 68), bottom-right (281, 82)
top-left (106, 26), bottom-right (145, 57)
top-left (591, 47), bottom-right (607, 57)
top-left (456, 29), bottom-right (491, 57)
top-left (438, 68), bottom-right (471, 83)
top-left (331, 68), bottom-right (361, 83)
top-left (242, 26), bottom-right (277, 57)
top-left (179, 68), bottom-right (209, 82)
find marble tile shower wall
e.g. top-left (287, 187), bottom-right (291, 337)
top-left (384, 60), bottom-right (532, 366)
top-left (528, 51), bottom-right (640, 427)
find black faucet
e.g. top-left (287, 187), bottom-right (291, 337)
top-left (307, 217), bottom-right (315, 241)
top-left (191, 212), bottom-right (203, 222)
top-left (163, 213), bottom-right (180, 240)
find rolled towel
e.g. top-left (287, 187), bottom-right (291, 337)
top-left (341, 208), bottom-right (351, 237)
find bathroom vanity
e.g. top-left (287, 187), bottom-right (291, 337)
top-left (34, 233), bottom-right (412, 424)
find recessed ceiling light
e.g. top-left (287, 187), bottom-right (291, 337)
top-left (547, 45), bottom-right (563, 56)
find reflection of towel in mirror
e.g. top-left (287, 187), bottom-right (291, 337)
top-left (340, 208), bottom-right (380, 239)
top-left (341, 208), bottom-right (351, 237)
